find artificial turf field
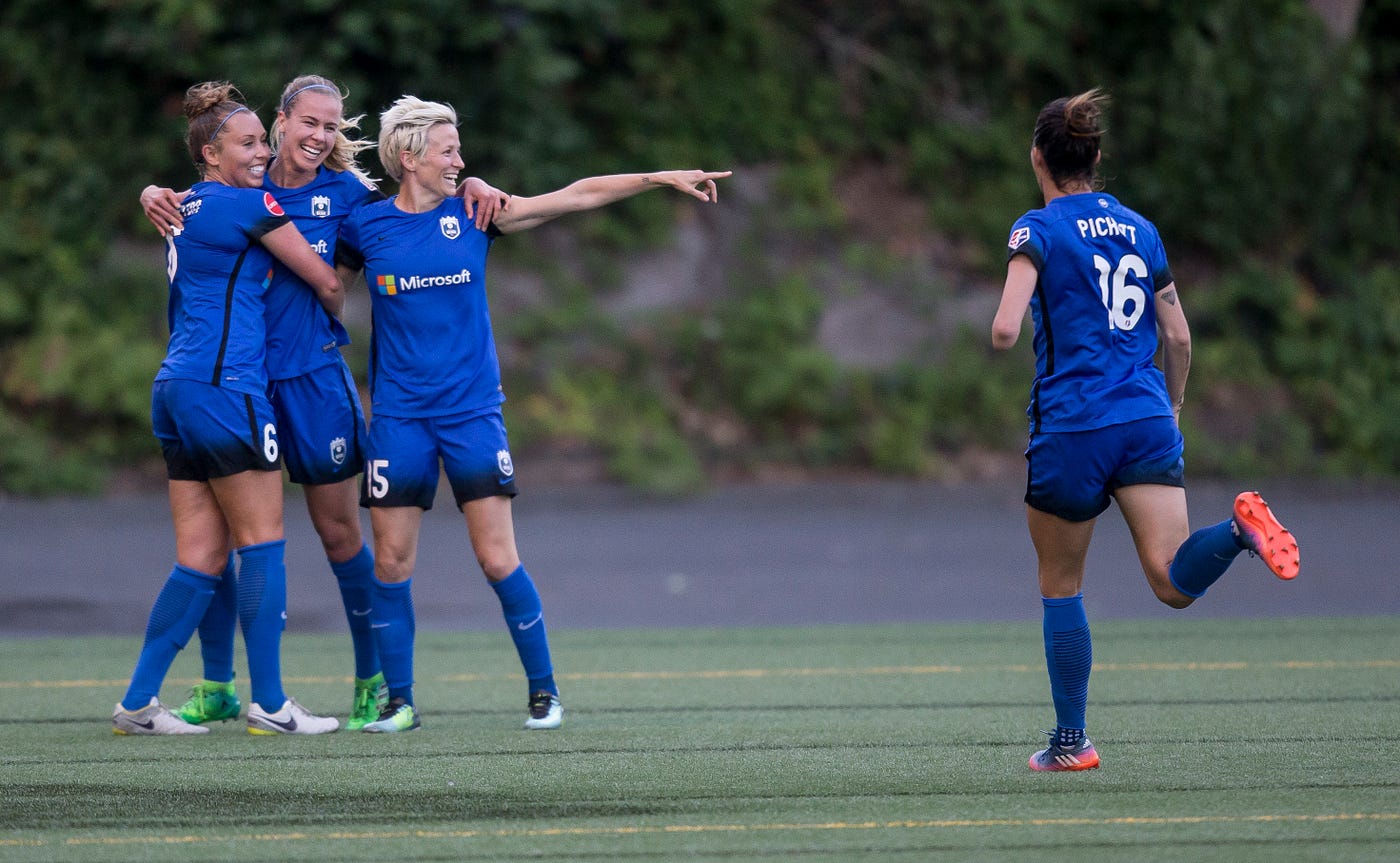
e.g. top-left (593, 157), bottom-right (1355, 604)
top-left (3, 617), bottom-right (1398, 861)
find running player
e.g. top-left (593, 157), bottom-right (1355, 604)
top-left (337, 94), bottom-right (730, 732)
top-left (990, 88), bottom-right (1301, 771)
top-left (140, 75), bottom-right (508, 730)
top-left (114, 82), bottom-right (342, 735)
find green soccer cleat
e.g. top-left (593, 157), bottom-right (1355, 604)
top-left (362, 697), bottom-right (420, 733)
top-left (346, 672), bottom-right (389, 731)
top-left (176, 680), bottom-right (241, 724)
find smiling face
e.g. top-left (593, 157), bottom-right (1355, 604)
top-left (202, 110), bottom-right (271, 188)
top-left (274, 90), bottom-right (343, 175)
top-left (403, 122), bottom-right (464, 203)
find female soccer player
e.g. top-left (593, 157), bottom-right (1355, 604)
top-left (140, 76), bottom-right (508, 730)
top-left (337, 94), bottom-right (730, 732)
top-left (991, 88), bottom-right (1300, 771)
top-left (114, 82), bottom-right (344, 735)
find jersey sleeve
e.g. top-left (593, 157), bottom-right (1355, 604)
top-left (1147, 224), bottom-right (1174, 291)
top-left (336, 210), bottom-right (365, 271)
top-left (1005, 213), bottom-right (1046, 271)
top-left (240, 190), bottom-right (291, 241)
top-left (335, 169), bottom-right (387, 211)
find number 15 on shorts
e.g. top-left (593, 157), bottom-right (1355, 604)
top-left (366, 458), bottom-right (390, 498)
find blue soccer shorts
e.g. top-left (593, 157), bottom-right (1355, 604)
top-left (268, 358), bottom-right (366, 486)
top-left (361, 408), bottom-right (518, 510)
top-left (1024, 415), bottom-right (1185, 522)
top-left (152, 379), bottom-right (281, 481)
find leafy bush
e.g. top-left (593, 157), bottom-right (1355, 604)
top-left (1, 0), bottom-right (1397, 492)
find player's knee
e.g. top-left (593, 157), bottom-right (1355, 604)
top-left (476, 547), bottom-right (521, 582)
top-left (373, 546), bottom-right (415, 583)
top-left (1150, 580), bottom-right (1194, 609)
top-left (315, 517), bottom-right (363, 560)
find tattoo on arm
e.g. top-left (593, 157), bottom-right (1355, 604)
top-left (1160, 289), bottom-right (1178, 306)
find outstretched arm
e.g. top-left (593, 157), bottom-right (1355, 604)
top-left (140, 185), bottom-right (191, 238)
top-left (492, 169), bottom-right (731, 235)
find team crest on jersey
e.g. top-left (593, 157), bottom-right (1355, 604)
top-left (330, 436), bottom-right (347, 465)
top-left (497, 449), bottom-right (514, 478)
top-left (440, 215), bottom-right (461, 239)
top-left (1008, 226), bottom-right (1031, 250)
top-left (311, 195), bottom-right (331, 217)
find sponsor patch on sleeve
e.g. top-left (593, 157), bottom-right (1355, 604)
top-left (1008, 226), bottom-right (1031, 250)
top-left (263, 192), bottom-right (285, 217)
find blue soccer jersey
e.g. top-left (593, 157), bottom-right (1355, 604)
top-left (261, 166), bottom-right (384, 380)
top-left (1006, 192), bottom-right (1175, 433)
top-left (338, 196), bottom-right (502, 418)
top-left (157, 182), bottom-right (289, 396)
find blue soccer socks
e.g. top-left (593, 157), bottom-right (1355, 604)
top-left (121, 565), bottom-right (219, 710)
top-left (369, 575), bottom-right (416, 707)
top-left (491, 565), bottom-right (557, 698)
top-left (237, 539), bottom-right (289, 711)
top-left (1168, 519), bottom-right (1244, 599)
top-left (330, 544), bottom-right (381, 681)
top-left (197, 551), bottom-right (238, 684)
top-left (1042, 593), bottom-right (1091, 737)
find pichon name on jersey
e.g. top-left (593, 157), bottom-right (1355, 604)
top-left (391, 269), bottom-right (474, 292)
top-left (1076, 215), bottom-right (1137, 244)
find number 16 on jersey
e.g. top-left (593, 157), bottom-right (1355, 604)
top-left (1093, 253), bottom-right (1148, 331)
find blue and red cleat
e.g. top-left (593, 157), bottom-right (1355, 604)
top-left (1029, 736), bottom-right (1100, 772)
top-left (1233, 491), bottom-right (1300, 581)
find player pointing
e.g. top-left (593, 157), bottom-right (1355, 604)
top-left (337, 94), bottom-right (730, 732)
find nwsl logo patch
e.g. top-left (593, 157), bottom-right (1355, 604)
top-left (1008, 227), bottom-right (1031, 250)
top-left (263, 192), bottom-right (285, 217)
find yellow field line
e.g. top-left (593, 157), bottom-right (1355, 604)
top-left (2, 812), bottom-right (1395, 848)
top-left (2, 658), bottom-right (1396, 690)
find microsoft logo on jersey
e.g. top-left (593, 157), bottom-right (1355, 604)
top-left (376, 269), bottom-right (473, 296)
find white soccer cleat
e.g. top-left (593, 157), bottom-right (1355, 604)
top-left (113, 697), bottom-right (210, 736)
top-left (523, 691), bottom-right (563, 730)
top-left (247, 697), bottom-right (340, 735)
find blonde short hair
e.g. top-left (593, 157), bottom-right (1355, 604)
top-left (378, 96), bottom-right (458, 182)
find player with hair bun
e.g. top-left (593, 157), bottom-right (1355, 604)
top-left (992, 88), bottom-right (1301, 771)
top-left (141, 76), bottom-right (509, 731)
top-left (114, 82), bottom-right (343, 736)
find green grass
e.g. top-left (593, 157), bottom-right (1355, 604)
top-left (3, 617), bottom-right (1399, 861)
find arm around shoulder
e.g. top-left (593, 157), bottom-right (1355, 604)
top-left (260, 222), bottom-right (344, 316)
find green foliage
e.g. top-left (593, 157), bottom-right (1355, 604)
top-left (1, 0), bottom-right (1397, 492)
top-left (1277, 265), bottom-right (1400, 473)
